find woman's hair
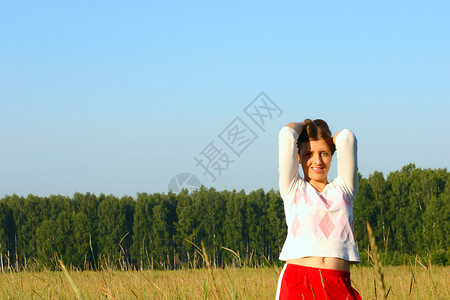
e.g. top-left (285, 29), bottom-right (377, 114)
top-left (297, 119), bottom-right (336, 154)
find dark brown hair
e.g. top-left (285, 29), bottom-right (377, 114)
top-left (297, 119), bottom-right (336, 154)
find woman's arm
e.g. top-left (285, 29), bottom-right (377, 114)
top-left (285, 122), bottom-right (305, 136)
top-left (278, 122), bottom-right (304, 197)
top-left (334, 129), bottom-right (358, 196)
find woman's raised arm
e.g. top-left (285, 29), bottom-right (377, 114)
top-left (333, 129), bottom-right (358, 196)
top-left (278, 122), bottom-right (304, 197)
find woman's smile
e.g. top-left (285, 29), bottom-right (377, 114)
top-left (299, 139), bottom-right (332, 190)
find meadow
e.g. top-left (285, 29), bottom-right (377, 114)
top-left (0, 263), bottom-right (448, 299)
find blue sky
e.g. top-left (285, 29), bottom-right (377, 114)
top-left (1, 1), bottom-right (449, 197)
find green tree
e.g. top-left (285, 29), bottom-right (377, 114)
top-left (131, 193), bottom-right (158, 269)
top-left (422, 171), bottom-right (449, 264)
top-left (0, 201), bottom-right (15, 261)
top-left (12, 194), bottom-right (47, 267)
top-left (118, 195), bottom-right (135, 268)
top-left (35, 219), bottom-right (58, 268)
top-left (222, 190), bottom-right (246, 265)
top-left (97, 194), bottom-right (126, 267)
top-left (353, 174), bottom-right (376, 254)
top-left (72, 211), bottom-right (93, 269)
top-left (386, 164), bottom-right (415, 253)
top-left (368, 171), bottom-right (389, 248)
top-left (150, 193), bottom-right (177, 268)
top-left (265, 189), bottom-right (286, 261)
top-left (73, 192), bottom-right (99, 267)
top-left (174, 189), bottom-right (197, 265)
top-left (245, 189), bottom-right (267, 265)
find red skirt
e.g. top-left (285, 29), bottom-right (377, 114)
top-left (276, 264), bottom-right (361, 300)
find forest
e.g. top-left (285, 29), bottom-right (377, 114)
top-left (0, 163), bottom-right (448, 271)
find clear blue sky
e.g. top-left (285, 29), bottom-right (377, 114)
top-left (1, 1), bottom-right (449, 197)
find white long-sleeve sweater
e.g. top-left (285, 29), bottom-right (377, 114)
top-left (278, 126), bottom-right (360, 263)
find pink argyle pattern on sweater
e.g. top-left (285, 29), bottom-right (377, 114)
top-left (289, 184), bottom-right (355, 242)
top-left (292, 187), bottom-right (313, 208)
top-left (332, 214), bottom-right (355, 241)
top-left (292, 188), bottom-right (301, 206)
top-left (291, 214), bottom-right (300, 238)
top-left (318, 194), bottom-right (333, 209)
top-left (319, 213), bottom-right (335, 239)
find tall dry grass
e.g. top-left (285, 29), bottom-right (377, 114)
top-left (0, 237), bottom-right (448, 299)
top-left (0, 263), bottom-right (448, 299)
top-left (366, 222), bottom-right (388, 299)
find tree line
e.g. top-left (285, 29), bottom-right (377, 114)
top-left (0, 164), bottom-right (448, 271)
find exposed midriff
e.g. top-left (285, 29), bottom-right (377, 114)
top-left (286, 257), bottom-right (350, 272)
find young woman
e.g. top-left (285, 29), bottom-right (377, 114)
top-left (275, 119), bottom-right (361, 300)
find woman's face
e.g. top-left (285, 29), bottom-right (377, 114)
top-left (298, 139), bottom-right (332, 186)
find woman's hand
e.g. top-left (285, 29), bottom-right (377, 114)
top-left (333, 130), bottom-right (342, 145)
top-left (285, 122), bottom-right (306, 136)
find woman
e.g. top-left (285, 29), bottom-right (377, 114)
top-left (275, 119), bottom-right (361, 300)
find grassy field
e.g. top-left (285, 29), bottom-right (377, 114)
top-left (0, 264), bottom-right (448, 299)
